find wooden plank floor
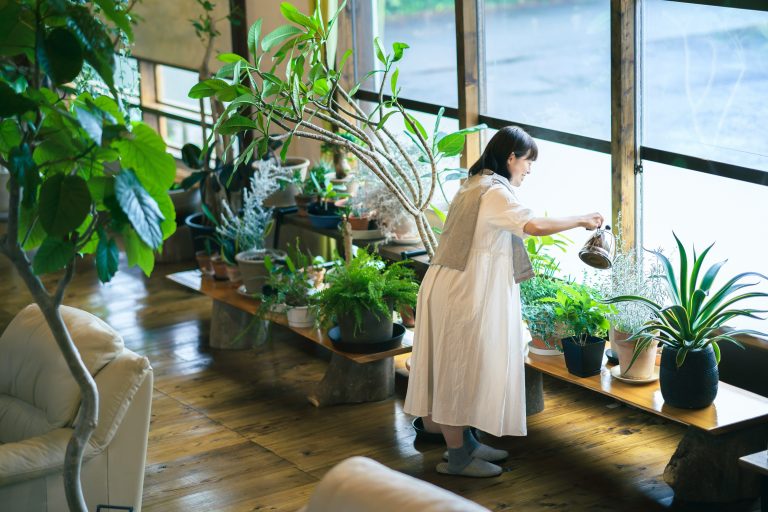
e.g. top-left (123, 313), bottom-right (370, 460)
top-left (0, 255), bottom-right (759, 511)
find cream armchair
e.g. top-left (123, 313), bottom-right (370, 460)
top-left (0, 304), bottom-right (153, 512)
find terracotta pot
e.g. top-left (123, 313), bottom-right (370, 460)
top-left (225, 264), bottom-right (242, 284)
top-left (611, 327), bottom-right (659, 380)
top-left (530, 336), bottom-right (562, 352)
top-left (195, 251), bottom-right (213, 276)
top-left (348, 215), bottom-right (370, 231)
top-left (210, 255), bottom-right (229, 281)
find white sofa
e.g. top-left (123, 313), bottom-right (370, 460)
top-left (300, 456), bottom-right (491, 512)
top-left (0, 304), bottom-right (153, 512)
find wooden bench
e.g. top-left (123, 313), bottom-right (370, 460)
top-left (739, 450), bottom-right (768, 511)
top-left (525, 351), bottom-right (768, 504)
top-left (167, 270), bottom-right (413, 407)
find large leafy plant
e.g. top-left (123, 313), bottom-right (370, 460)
top-left (189, 0), bottom-right (484, 257)
top-left (604, 234), bottom-right (768, 368)
top-left (314, 249), bottom-right (418, 332)
top-left (0, 2), bottom-right (174, 510)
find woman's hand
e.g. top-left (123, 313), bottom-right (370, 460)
top-left (580, 213), bottom-right (604, 230)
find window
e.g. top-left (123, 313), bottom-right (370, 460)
top-left (352, 0), bottom-right (458, 107)
top-left (642, 0), bottom-right (768, 172)
top-left (642, 160), bottom-right (768, 330)
top-left (156, 65), bottom-right (210, 114)
top-left (482, 0), bottom-right (611, 140)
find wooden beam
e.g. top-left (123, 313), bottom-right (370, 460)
top-left (610, 0), bottom-right (637, 251)
top-left (455, 0), bottom-right (482, 168)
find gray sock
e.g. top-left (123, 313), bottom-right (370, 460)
top-left (446, 445), bottom-right (472, 472)
top-left (463, 428), bottom-right (480, 453)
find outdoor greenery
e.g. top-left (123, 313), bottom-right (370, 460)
top-left (0, 1), bottom-right (173, 510)
top-left (604, 234), bottom-right (768, 368)
top-left (313, 249), bottom-right (418, 332)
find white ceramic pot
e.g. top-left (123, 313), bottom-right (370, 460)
top-left (235, 249), bottom-right (287, 294)
top-left (611, 327), bottom-right (659, 379)
top-left (287, 306), bottom-right (315, 329)
top-left (264, 157), bottom-right (311, 207)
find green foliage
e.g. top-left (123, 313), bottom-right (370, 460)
top-left (604, 234), bottom-right (768, 368)
top-left (259, 248), bottom-right (324, 313)
top-left (543, 284), bottom-right (613, 345)
top-left (0, 0), bottom-right (174, 282)
top-left (314, 250), bottom-right (418, 332)
top-left (300, 161), bottom-right (331, 196)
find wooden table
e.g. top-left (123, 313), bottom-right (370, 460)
top-left (525, 351), bottom-right (768, 503)
top-left (167, 270), bottom-right (413, 407)
top-left (739, 450), bottom-right (768, 512)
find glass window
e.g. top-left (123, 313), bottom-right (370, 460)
top-left (162, 118), bottom-right (205, 152)
top-left (352, 0), bottom-right (458, 107)
top-left (643, 0), bottom-right (768, 172)
top-left (482, 0), bottom-right (611, 140)
top-left (642, 160), bottom-right (768, 330)
top-left (156, 64), bottom-right (210, 114)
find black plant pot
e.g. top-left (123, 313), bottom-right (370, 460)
top-left (659, 345), bottom-right (719, 409)
top-left (337, 307), bottom-right (393, 344)
top-left (561, 336), bottom-right (606, 377)
top-left (185, 212), bottom-right (218, 253)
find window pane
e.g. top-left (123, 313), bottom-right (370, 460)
top-left (643, 1), bottom-right (768, 172)
top-left (483, 0), bottom-right (610, 140)
top-left (643, 161), bottom-right (768, 330)
top-left (352, 0), bottom-right (458, 107)
top-left (164, 118), bottom-right (204, 151)
top-left (157, 64), bottom-right (209, 113)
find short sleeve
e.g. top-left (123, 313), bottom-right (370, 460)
top-left (482, 186), bottom-right (535, 238)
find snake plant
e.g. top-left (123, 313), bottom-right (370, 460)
top-left (604, 234), bottom-right (768, 368)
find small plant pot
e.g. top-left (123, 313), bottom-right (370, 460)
top-left (169, 186), bottom-right (201, 221)
top-left (528, 337), bottom-right (562, 356)
top-left (561, 336), bottom-right (606, 377)
top-left (659, 345), bottom-right (719, 409)
top-left (347, 215), bottom-right (371, 231)
top-left (210, 255), bottom-right (229, 281)
top-left (611, 328), bottom-right (659, 380)
top-left (308, 202), bottom-right (342, 229)
top-left (337, 308), bottom-right (393, 344)
top-left (225, 264), bottom-right (242, 284)
top-left (195, 251), bottom-right (214, 276)
top-left (185, 212), bottom-right (219, 253)
top-left (287, 306), bottom-right (315, 328)
top-left (294, 193), bottom-right (316, 217)
top-left (236, 249), bottom-right (288, 295)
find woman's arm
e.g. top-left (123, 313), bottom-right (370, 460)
top-left (523, 213), bottom-right (603, 237)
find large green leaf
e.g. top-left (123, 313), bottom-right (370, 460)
top-left (38, 28), bottom-right (84, 85)
top-left (261, 25), bottom-right (302, 52)
top-left (75, 106), bottom-right (103, 145)
top-left (0, 119), bottom-right (21, 153)
top-left (0, 82), bottom-right (36, 116)
top-left (391, 42), bottom-right (409, 62)
top-left (280, 2), bottom-right (316, 30)
top-left (673, 233), bottom-right (689, 309)
top-left (17, 204), bottom-right (47, 250)
top-left (248, 19), bottom-right (262, 58)
top-left (648, 248), bottom-right (680, 305)
top-left (181, 143), bottom-right (204, 170)
top-left (188, 78), bottom-right (229, 99)
top-left (0, 1), bottom-right (34, 58)
top-left (32, 237), bottom-right (75, 275)
top-left (38, 174), bottom-right (91, 237)
top-left (115, 170), bottom-right (164, 249)
top-left (67, 4), bottom-right (115, 90)
top-left (112, 122), bottom-right (175, 191)
top-left (95, 232), bottom-right (119, 282)
top-left (123, 228), bottom-right (154, 276)
top-left (688, 242), bottom-right (714, 293)
top-left (437, 132), bottom-right (466, 157)
top-left (219, 114), bottom-right (257, 135)
top-left (94, 0), bottom-right (133, 41)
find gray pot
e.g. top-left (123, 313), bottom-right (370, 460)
top-left (337, 307), bottom-right (393, 344)
top-left (169, 186), bottom-right (201, 221)
top-left (235, 249), bottom-right (287, 294)
top-left (0, 168), bottom-right (9, 215)
top-left (264, 157), bottom-right (310, 207)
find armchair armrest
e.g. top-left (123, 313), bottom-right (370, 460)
top-left (0, 428), bottom-right (85, 486)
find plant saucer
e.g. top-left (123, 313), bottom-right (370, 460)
top-left (389, 235), bottom-right (421, 245)
top-left (328, 323), bottom-right (406, 353)
top-left (610, 365), bottom-right (660, 384)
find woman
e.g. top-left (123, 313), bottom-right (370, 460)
top-left (403, 126), bottom-right (603, 477)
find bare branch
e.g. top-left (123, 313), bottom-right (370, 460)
top-left (54, 257), bottom-right (76, 306)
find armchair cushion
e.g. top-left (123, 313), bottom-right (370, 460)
top-left (0, 305), bottom-right (123, 443)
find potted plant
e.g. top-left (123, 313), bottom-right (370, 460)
top-left (260, 251), bottom-right (321, 328)
top-left (307, 182), bottom-right (346, 229)
top-left (544, 284), bottom-right (614, 377)
top-left (314, 250), bottom-right (418, 350)
top-left (295, 162), bottom-right (330, 216)
top-left (604, 234), bottom-right (768, 408)
top-left (364, 180), bottom-right (419, 244)
top-left (217, 162), bottom-right (287, 293)
top-left (264, 157), bottom-right (311, 207)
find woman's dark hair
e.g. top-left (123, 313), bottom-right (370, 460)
top-left (467, 126), bottom-right (538, 179)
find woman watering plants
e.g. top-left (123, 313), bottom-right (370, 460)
top-left (403, 126), bottom-right (604, 477)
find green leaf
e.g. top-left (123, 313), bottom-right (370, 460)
top-left (91, 95), bottom-right (125, 125)
top-left (87, 175), bottom-right (113, 203)
top-left (648, 248), bottom-right (680, 304)
top-left (75, 106), bottom-right (103, 144)
top-left (217, 52), bottom-right (248, 63)
top-left (18, 204), bottom-right (46, 250)
top-left (0, 119), bottom-right (21, 154)
top-left (32, 237), bottom-right (75, 275)
top-left (94, 0), bottom-right (133, 41)
top-left (214, 84), bottom-right (248, 102)
top-left (189, 78), bottom-right (229, 99)
top-left (38, 27), bottom-right (83, 85)
top-left (280, 2), bottom-right (315, 30)
top-left (437, 132), bottom-right (466, 157)
top-left (0, 82), bottom-right (36, 116)
top-left (115, 170), bottom-right (164, 249)
top-left (390, 67), bottom-right (399, 96)
top-left (673, 233), bottom-right (689, 309)
top-left (95, 230), bottom-right (118, 282)
top-left (0, 2), bottom-right (34, 58)
top-left (262, 25), bottom-right (302, 52)
top-left (123, 228), bottom-right (154, 276)
top-left (67, 5), bottom-right (115, 91)
top-left (312, 78), bottom-right (330, 96)
top-left (404, 114), bottom-right (428, 141)
top-left (391, 42), bottom-right (409, 62)
top-left (248, 19), bottom-right (262, 58)
top-left (374, 37), bottom-right (386, 65)
top-left (181, 143), bottom-right (204, 170)
top-left (113, 122), bottom-right (176, 192)
top-left (38, 174), bottom-right (91, 237)
top-left (219, 114), bottom-right (257, 135)
top-left (376, 110), bottom-right (398, 130)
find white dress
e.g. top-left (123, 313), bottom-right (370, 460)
top-left (403, 184), bottom-right (534, 437)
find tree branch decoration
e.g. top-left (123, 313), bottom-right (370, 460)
top-left (189, 1), bottom-right (483, 257)
top-left (0, 2), bottom-right (174, 511)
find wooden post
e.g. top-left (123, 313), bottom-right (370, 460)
top-left (455, 0), bottom-right (482, 168)
top-left (610, 0), bottom-right (637, 251)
